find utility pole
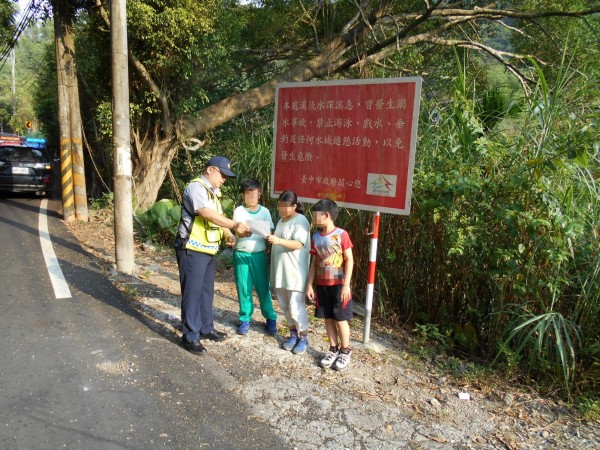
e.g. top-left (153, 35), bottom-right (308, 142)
top-left (10, 49), bottom-right (15, 118)
top-left (53, 6), bottom-right (75, 222)
top-left (111, 0), bottom-right (135, 274)
top-left (52, 0), bottom-right (88, 222)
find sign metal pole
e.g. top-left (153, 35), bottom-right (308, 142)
top-left (363, 211), bottom-right (380, 343)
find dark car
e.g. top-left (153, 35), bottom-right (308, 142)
top-left (0, 145), bottom-right (53, 196)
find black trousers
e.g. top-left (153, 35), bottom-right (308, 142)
top-left (175, 239), bottom-right (216, 341)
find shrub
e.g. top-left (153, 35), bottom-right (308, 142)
top-left (135, 199), bottom-right (181, 245)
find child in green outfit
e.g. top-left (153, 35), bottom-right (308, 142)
top-left (233, 179), bottom-right (278, 336)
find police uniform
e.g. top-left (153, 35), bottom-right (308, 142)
top-left (175, 175), bottom-right (225, 343)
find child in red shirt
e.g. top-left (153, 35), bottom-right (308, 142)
top-left (306, 199), bottom-right (354, 370)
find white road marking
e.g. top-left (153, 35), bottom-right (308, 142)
top-left (39, 199), bottom-right (72, 299)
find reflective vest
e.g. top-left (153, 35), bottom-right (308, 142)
top-left (184, 177), bottom-right (224, 255)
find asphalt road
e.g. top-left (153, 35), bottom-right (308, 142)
top-left (0, 195), bottom-right (286, 449)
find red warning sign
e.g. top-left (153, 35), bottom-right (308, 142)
top-left (271, 77), bottom-right (422, 215)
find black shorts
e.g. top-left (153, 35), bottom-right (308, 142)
top-left (314, 284), bottom-right (353, 321)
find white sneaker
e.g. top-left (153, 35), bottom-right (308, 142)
top-left (333, 348), bottom-right (352, 371)
top-left (319, 347), bottom-right (340, 368)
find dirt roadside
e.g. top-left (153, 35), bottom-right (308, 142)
top-left (66, 211), bottom-right (599, 450)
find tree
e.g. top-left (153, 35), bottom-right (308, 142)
top-left (0, 0), bottom-right (15, 47)
top-left (0, 0), bottom-right (16, 131)
top-left (508, 0), bottom-right (600, 83)
top-left (69, 1), bottom-right (600, 208)
top-left (9, 22), bottom-right (53, 134)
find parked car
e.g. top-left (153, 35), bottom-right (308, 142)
top-left (0, 144), bottom-right (53, 196)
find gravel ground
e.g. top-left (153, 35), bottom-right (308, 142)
top-left (67, 212), bottom-right (600, 450)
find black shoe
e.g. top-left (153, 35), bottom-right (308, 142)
top-left (181, 338), bottom-right (207, 354)
top-left (199, 330), bottom-right (228, 342)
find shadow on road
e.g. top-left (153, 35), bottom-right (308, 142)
top-left (54, 255), bottom-right (245, 347)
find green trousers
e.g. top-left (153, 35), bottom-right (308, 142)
top-left (233, 250), bottom-right (277, 322)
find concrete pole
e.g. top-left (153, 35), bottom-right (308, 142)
top-left (10, 49), bottom-right (15, 118)
top-left (53, 8), bottom-right (75, 222)
top-left (111, 0), bottom-right (135, 274)
top-left (62, 17), bottom-right (88, 222)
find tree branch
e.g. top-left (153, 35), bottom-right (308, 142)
top-left (179, 2), bottom-right (600, 139)
top-left (423, 37), bottom-right (537, 88)
top-left (179, 0), bottom-right (397, 137)
top-left (402, 6), bottom-right (600, 21)
top-left (94, 0), bottom-right (172, 135)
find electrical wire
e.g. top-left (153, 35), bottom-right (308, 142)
top-left (0, 1), bottom-right (34, 66)
top-left (0, 0), bottom-right (42, 72)
top-left (0, 1), bottom-right (33, 56)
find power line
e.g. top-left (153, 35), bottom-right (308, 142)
top-left (1, 1), bottom-right (32, 52)
top-left (1, 1), bottom-right (36, 57)
top-left (0, 1), bottom-right (34, 68)
top-left (0, 1), bottom-right (42, 72)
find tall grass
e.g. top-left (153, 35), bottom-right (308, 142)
top-left (223, 118), bottom-right (278, 218)
top-left (366, 56), bottom-right (599, 393)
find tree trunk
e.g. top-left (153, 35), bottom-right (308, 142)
top-left (132, 130), bottom-right (179, 210)
top-left (132, 44), bottom-right (346, 210)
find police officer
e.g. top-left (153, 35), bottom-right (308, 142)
top-left (175, 156), bottom-right (250, 354)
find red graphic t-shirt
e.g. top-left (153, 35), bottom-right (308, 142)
top-left (310, 227), bottom-right (353, 286)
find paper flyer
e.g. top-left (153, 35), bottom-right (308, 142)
top-left (247, 220), bottom-right (271, 237)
